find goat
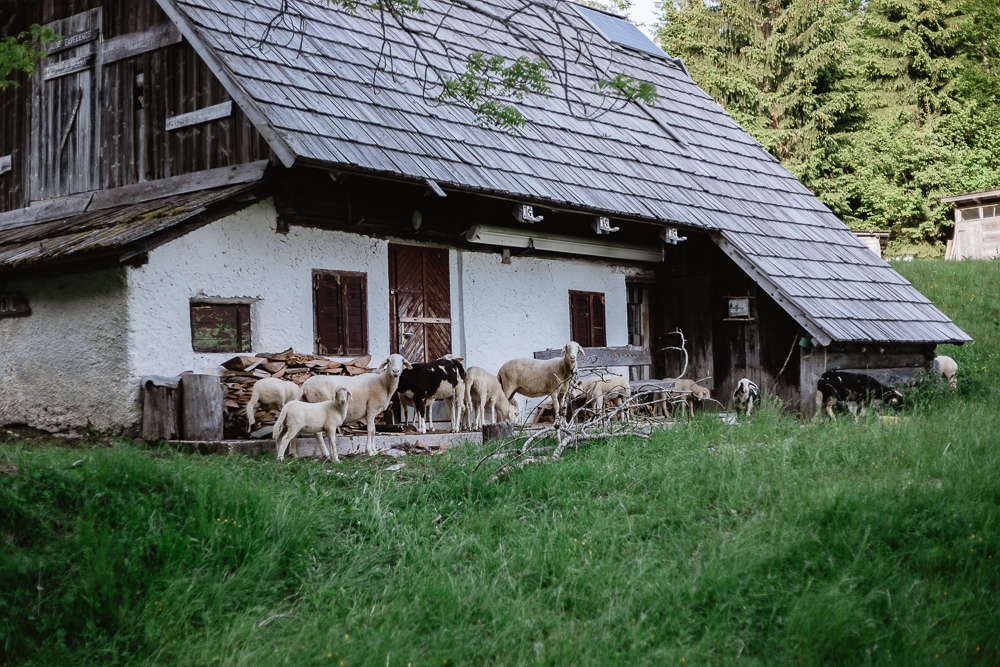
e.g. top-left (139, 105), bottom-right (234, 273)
top-left (300, 354), bottom-right (413, 455)
top-left (732, 378), bottom-right (759, 415)
top-left (933, 355), bottom-right (958, 389)
top-left (394, 356), bottom-right (467, 434)
top-left (464, 366), bottom-right (519, 430)
top-left (246, 377), bottom-right (303, 432)
top-left (815, 371), bottom-right (903, 420)
top-left (273, 387), bottom-right (351, 462)
top-left (499, 341), bottom-right (583, 425)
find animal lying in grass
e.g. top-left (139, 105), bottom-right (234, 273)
top-left (273, 386), bottom-right (351, 462)
top-left (732, 378), bottom-right (759, 415)
top-left (815, 371), bottom-right (903, 420)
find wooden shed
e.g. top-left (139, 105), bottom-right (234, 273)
top-left (942, 189), bottom-right (1000, 260)
top-left (0, 0), bottom-right (970, 434)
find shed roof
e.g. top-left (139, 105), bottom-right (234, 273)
top-left (155, 0), bottom-right (968, 345)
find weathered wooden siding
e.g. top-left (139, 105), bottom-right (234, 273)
top-left (0, 0), bottom-right (275, 212)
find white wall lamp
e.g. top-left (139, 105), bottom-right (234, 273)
top-left (592, 216), bottom-right (619, 235)
top-left (660, 227), bottom-right (688, 245)
top-left (466, 224), bottom-right (662, 263)
top-left (512, 204), bottom-right (544, 223)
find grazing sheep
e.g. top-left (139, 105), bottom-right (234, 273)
top-left (464, 366), bottom-right (519, 430)
top-left (273, 387), bottom-right (351, 462)
top-left (575, 373), bottom-right (631, 415)
top-left (246, 377), bottom-right (303, 432)
top-left (815, 371), bottom-right (903, 420)
top-left (732, 378), bottom-right (759, 415)
top-left (667, 379), bottom-right (711, 418)
top-left (933, 355), bottom-right (958, 389)
top-left (394, 356), bottom-right (467, 434)
top-left (499, 341), bottom-right (583, 425)
top-left (300, 354), bottom-right (413, 455)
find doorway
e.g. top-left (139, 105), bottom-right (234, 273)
top-left (388, 244), bottom-right (451, 363)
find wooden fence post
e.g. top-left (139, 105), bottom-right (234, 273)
top-left (141, 375), bottom-right (181, 441)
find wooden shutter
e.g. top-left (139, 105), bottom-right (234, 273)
top-left (314, 272), bottom-right (368, 356)
top-left (569, 291), bottom-right (606, 347)
top-left (191, 304), bottom-right (250, 353)
top-left (30, 8), bottom-right (102, 202)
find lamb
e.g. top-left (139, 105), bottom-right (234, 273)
top-left (933, 355), bottom-right (958, 389)
top-left (300, 354), bottom-right (413, 455)
top-left (245, 377), bottom-right (303, 432)
top-left (464, 366), bottom-right (519, 430)
top-left (815, 371), bottom-right (903, 420)
top-left (732, 378), bottom-right (759, 415)
top-left (666, 379), bottom-right (711, 418)
top-left (273, 386), bottom-right (351, 462)
top-left (394, 356), bottom-right (467, 434)
top-left (498, 341), bottom-right (583, 425)
top-left (575, 373), bottom-right (631, 414)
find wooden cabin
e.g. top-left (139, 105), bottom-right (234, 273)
top-left (0, 0), bottom-right (969, 435)
top-left (942, 189), bottom-right (1000, 260)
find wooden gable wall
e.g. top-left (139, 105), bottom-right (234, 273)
top-left (0, 0), bottom-right (275, 213)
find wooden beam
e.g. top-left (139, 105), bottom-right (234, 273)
top-left (0, 155), bottom-right (11, 176)
top-left (712, 232), bottom-right (834, 347)
top-left (826, 351), bottom-right (933, 372)
top-left (799, 345), bottom-right (825, 417)
top-left (47, 28), bottom-right (100, 55)
top-left (534, 345), bottom-right (652, 368)
top-left (152, 0), bottom-right (298, 168)
top-left (102, 21), bottom-right (182, 64)
top-left (166, 101), bottom-right (233, 131)
top-left (425, 178), bottom-right (447, 197)
top-left (87, 160), bottom-right (268, 211)
top-left (0, 192), bottom-right (94, 232)
top-left (43, 54), bottom-right (95, 81)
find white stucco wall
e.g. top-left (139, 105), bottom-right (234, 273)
top-left (456, 249), bottom-right (629, 374)
top-left (0, 268), bottom-right (133, 433)
top-left (126, 199), bottom-right (392, 379)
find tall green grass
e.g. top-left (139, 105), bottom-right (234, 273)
top-left (1, 259), bottom-right (998, 666)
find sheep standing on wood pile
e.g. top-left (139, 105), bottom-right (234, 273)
top-left (273, 387), bottom-right (351, 462)
top-left (300, 354), bottom-right (413, 455)
top-left (464, 366), bottom-right (519, 430)
top-left (576, 374), bottom-right (631, 414)
top-left (394, 356), bottom-right (467, 434)
top-left (246, 377), bottom-right (303, 432)
top-left (933, 355), bottom-right (958, 389)
top-left (499, 342), bottom-right (583, 425)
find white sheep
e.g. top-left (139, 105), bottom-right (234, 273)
top-left (246, 377), bottom-right (303, 432)
top-left (273, 386), bottom-right (351, 462)
top-left (933, 355), bottom-right (958, 389)
top-left (498, 342), bottom-right (583, 425)
top-left (464, 366), bottom-right (519, 430)
top-left (659, 379), bottom-right (710, 418)
top-left (575, 373), bottom-right (631, 413)
top-left (300, 354), bottom-right (413, 455)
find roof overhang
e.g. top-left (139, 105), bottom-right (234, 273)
top-left (940, 188), bottom-right (1000, 205)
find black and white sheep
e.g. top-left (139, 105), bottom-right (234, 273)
top-left (815, 371), bottom-right (903, 420)
top-left (394, 356), bottom-right (467, 434)
top-left (732, 378), bottom-right (759, 415)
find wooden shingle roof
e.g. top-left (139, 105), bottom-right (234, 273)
top-left (158, 0), bottom-right (970, 345)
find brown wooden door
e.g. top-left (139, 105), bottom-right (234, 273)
top-left (30, 8), bottom-right (102, 202)
top-left (388, 244), bottom-right (451, 363)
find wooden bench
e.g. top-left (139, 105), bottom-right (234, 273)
top-left (532, 345), bottom-right (678, 393)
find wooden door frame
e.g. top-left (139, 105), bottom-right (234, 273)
top-left (388, 243), bottom-right (452, 362)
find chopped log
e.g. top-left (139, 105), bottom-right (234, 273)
top-left (263, 347), bottom-right (295, 361)
top-left (181, 374), bottom-right (224, 441)
top-left (141, 376), bottom-right (181, 441)
top-left (252, 369), bottom-right (271, 378)
top-left (348, 355), bottom-right (372, 367)
top-left (483, 423), bottom-right (517, 443)
top-left (250, 425), bottom-right (274, 439)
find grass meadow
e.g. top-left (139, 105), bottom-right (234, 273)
top-left (2, 258), bottom-right (999, 666)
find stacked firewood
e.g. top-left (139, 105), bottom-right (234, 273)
top-left (219, 348), bottom-right (374, 438)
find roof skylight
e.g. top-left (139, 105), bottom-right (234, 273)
top-left (574, 5), bottom-right (669, 60)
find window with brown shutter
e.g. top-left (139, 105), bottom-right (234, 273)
top-left (314, 271), bottom-right (368, 356)
top-left (190, 303), bottom-right (251, 353)
top-left (569, 291), bottom-right (606, 347)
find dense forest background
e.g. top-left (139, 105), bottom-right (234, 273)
top-left (652, 0), bottom-right (1000, 255)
